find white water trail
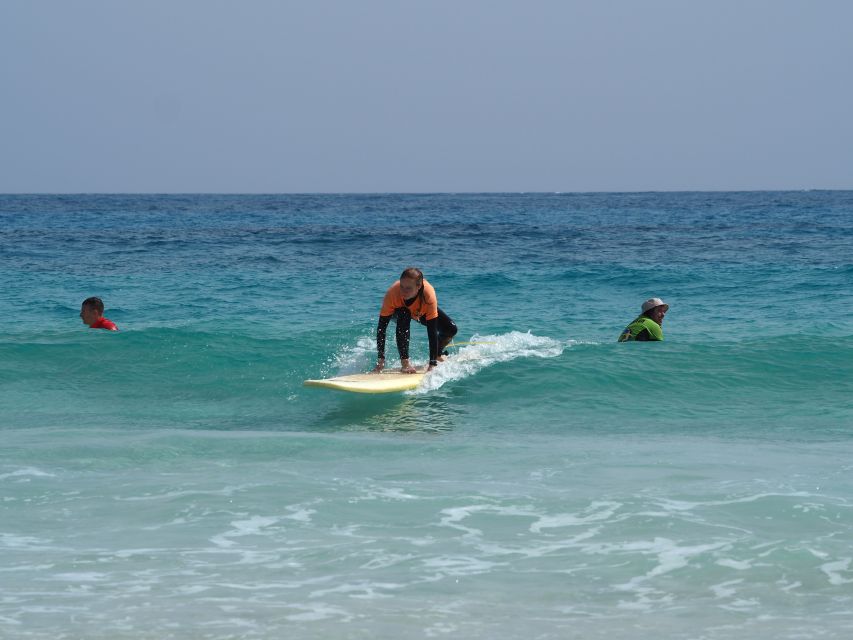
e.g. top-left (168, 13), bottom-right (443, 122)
top-left (412, 331), bottom-right (568, 394)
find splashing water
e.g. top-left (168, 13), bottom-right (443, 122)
top-left (414, 331), bottom-right (567, 393)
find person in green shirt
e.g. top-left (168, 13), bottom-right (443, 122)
top-left (618, 298), bottom-right (669, 342)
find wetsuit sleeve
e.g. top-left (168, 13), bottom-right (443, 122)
top-left (426, 317), bottom-right (439, 364)
top-left (376, 315), bottom-right (392, 359)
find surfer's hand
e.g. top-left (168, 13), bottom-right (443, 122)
top-left (400, 359), bottom-right (418, 374)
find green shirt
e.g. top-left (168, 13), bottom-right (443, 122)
top-left (618, 315), bottom-right (663, 342)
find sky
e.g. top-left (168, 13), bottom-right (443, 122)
top-left (1, 0), bottom-right (852, 193)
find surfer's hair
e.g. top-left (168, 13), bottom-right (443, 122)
top-left (400, 267), bottom-right (423, 285)
top-left (81, 297), bottom-right (105, 313)
top-left (400, 267), bottom-right (425, 302)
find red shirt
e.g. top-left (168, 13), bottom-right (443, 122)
top-left (90, 317), bottom-right (118, 331)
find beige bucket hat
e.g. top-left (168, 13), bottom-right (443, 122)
top-left (641, 297), bottom-right (669, 313)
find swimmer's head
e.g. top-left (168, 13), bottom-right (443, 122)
top-left (80, 297), bottom-right (105, 326)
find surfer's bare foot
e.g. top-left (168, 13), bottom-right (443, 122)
top-left (400, 358), bottom-right (417, 374)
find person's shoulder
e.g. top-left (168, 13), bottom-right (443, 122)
top-left (641, 318), bottom-right (662, 339)
top-left (381, 282), bottom-right (402, 312)
top-left (383, 280), bottom-right (401, 297)
top-left (93, 317), bottom-right (118, 331)
top-left (422, 279), bottom-right (437, 297)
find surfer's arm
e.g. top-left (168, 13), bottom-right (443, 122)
top-left (374, 315), bottom-right (392, 371)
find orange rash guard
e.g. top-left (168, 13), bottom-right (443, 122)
top-left (379, 279), bottom-right (439, 322)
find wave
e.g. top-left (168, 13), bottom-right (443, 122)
top-left (415, 331), bottom-right (567, 394)
top-left (1, 327), bottom-right (851, 436)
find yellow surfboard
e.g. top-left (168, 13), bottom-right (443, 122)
top-left (303, 370), bottom-right (426, 394)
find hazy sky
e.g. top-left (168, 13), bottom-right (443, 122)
top-left (2, 1), bottom-right (851, 192)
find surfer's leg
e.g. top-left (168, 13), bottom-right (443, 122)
top-left (394, 308), bottom-right (412, 360)
top-left (435, 308), bottom-right (458, 356)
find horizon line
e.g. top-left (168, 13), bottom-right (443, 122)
top-left (2, 188), bottom-right (852, 197)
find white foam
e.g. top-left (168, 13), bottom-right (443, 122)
top-left (52, 572), bottom-right (107, 582)
top-left (0, 533), bottom-right (51, 549)
top-left (309, 580), bottom-right (403, 599)
top-left (424, 621), bottom-right (460, 637)
top-left (710, 578), bottom-right (744, 598)
top-left (476, 530), bottom-right (602, 559)
top-left (717, 558), bottom-right (752, 570)
top-left (110, 548), bottom-right (165, 559)
top-left (646, 540), bottom-right (728, 579)
top-left (820, 558), bottom-right (853, 585)
top-left (438, 505), bottom-right (487, 538)
top-left (438, 503), bottom-right (539, 539)
top-left (210, 515), bottom-right (280, 548)
top-left (413, 331), bottom-right (567, 393)
top-left (607, 537), bottom-right (728, 592)
top-left (176, 585), bottom-right (210, 595)
top-left (360, 553), bottom-right (415, 570)
top-left (344, 483), bottom-right (420, 503)
top-left (0, 563), bottom-right (54, 572)
top-left (284, 603), bottom-right (352, 622)
top-left (0, 467), bottom-right (55, 481)
top-left (229, 515), bottom-right (280, 535)
top-left (329, 330), bottom-right (567, 384)
top-left (284, 507), bottom-right (316, 522)
top-left (198, 617), bottom-right (258, 630)
top-left (720, 598), bottom-right (760, 611)
top-left (615, 585), bottom-right (674, 611)
top-left (529, 501), bottom-right (622, 533)
top-left (421, 555), bottom-right (504, 577)
top-left (116, 483), bottom-right (255, 501)
top-left (656, 491), bottom-right (816, 513)
top-left (366, 486), bottom-right (418, 501)
top-left (331, 335), bottom-right (376, 374)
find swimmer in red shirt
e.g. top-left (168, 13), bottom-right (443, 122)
top-left (80, 297), bottom-right (118, 331)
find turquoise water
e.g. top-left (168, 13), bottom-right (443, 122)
top-left (2, 192), bottom-right (853, 638)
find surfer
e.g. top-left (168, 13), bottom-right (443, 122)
top-left (80, 297), bottom-right (118, 331)
top-left (373, 267), bottom-right (457, 373)
top-left (618, 297), bottom-right (668, 342)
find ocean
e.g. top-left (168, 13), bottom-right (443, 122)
top-left (1, 192), bottom-right (852, 639)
